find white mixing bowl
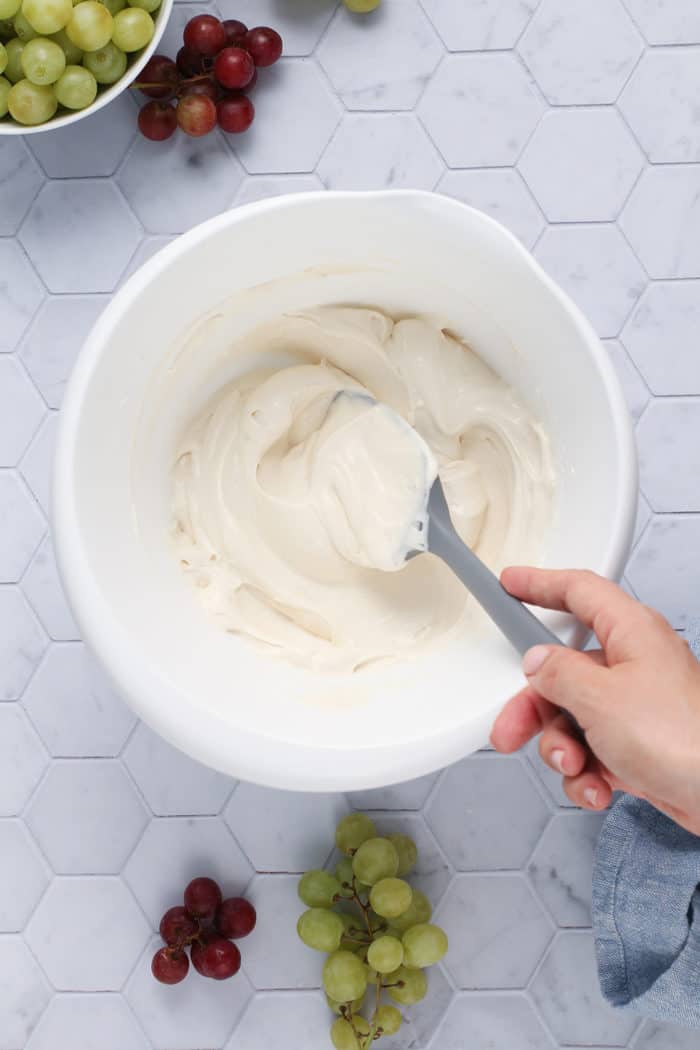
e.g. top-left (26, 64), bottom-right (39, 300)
top-left (53, 190), bottom-right (637, 791)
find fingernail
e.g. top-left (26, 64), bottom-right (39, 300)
top-left (523, 645), bottom-right (549, 677)
top-left (551, 749), bottom-right (566, 774)
top-left (583, 788), bottom-right (599, 808)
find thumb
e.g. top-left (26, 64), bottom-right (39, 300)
top-left (523, 645), bottom-right (607, 720)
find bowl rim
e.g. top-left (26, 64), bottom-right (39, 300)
top-left (53, 189), bottom-right (639, 790)
top-left (0, 0), bottom-right (174, 136)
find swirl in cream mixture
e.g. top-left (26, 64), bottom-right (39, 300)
top-left (172, 307), bottom-right (555, 672)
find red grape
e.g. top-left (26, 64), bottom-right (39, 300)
top-left (176, 94), bottom-right (217, 136)
top-left (190, 929), bottom-right (217, 976)
top-left (159, 905), bottom-right (198, 947)
top-left (217, 94), bottom-right (254, 134)
top-left (243, 26), bottom-right (282, 67)
top-left (181, 78), bottom-right (219, 101)
top-left (138, 101), bottom-right (177, 141)
top-left (244, 67), bottom-right (257, 90)
top-left (216, 896), bottom-right (257, 937)
top-left (176, 45), bottom-right (202, 77)
top-left (151, 947), bottom-right (189, 984)
top-left (222, 18), bottom-right (247, 46)
top-left (183, 14), bottom-right (227, 57)
top-left (213, 46), bottom-right (254, 90)
top-left (184, 876), bottom-right (223, 918)
top-left (191, 937), bottom-right (241, 980)
top-left (136, 54), bottom-right (179, 99)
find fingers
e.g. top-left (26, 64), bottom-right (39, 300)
top-left (521, 645), bottom-right (608, 722)
top-left (539, 713), bottom-right (589, 777)
top-left (490, 686), bottom-right (558, 753)
top-left (562, 765), bottom-right (613, 811)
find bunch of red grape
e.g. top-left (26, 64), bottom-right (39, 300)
top-left (151, 876), bottom-right (257, 984)
top-left (134, 14), bottom-right (282, 140)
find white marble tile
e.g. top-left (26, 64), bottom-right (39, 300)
top-left (418, 53), bottom-right (544, 167)
top-left (426, 754), bottom-right (550, 870)
top-left (0, 358), bottom-right (45, 468)
top-left (0, 820), bottom-right (49, 932)
top-left (26, 760), bottom-right (148, 874)
top-left (525, 738), bottom-right (576, 809)
top-left (0, 472), bottom-right (45, 583)
top-left (232, 60), bottom-right (341, 174)
top-left (347, 770), bottom-right (440, 812)
top-left (226, 991), bottom-right (329, 1050)
top-left (531, 932), bottom-right (639, 1045)
top-left (435, 992), bottom-right (554, 1050)
top-left (368, 811), bottom-right (452, 905)
top-left (26, 878), bottom-right (150, 991)
top-left (318, 113), bottom-right (443, 190)
top-left (28, 95), bottom-right (136, 179)
top-left (19, 296), bottom-right (108, 409)
top-left (519, 108), bottom-right (643, 222)
top-left (634, 492), bottom-right (652, 547)
top-left (126, 935), bottom-right (253, 1050)
top-left (627, 515), bottom-right (700, 627)
top-left (604, 340), bottom-right (650, 421)
top-left (318, 0), bottom-right (441, 110)
top-left (21, 537), bottom-right (80, 642)
top-left (119, 132), bottom-right (243, 233)
top-left (535, 225), bottom-right (646, 338)
top-left (634, 1018), bottom-right (700, 1049)
top-left (528, 812), bottom-right (605, 927)
top-left (224, 784), bottom-right (344, 872)
top-left (622, 0), bottom-right (700, 43)
top-left (0, 937), bottom-right (51, 1050)
top-left (620, 165), bottom-right (700, 279)
top-left (620, 48), bottom-right (700, 162)
top-left (420, 0), bottom-right (538, 51)
top-left (637, 399), bottom-right (700, 512)
top-left (124, 721), bottom-right (235, 816)
top-left (19, 412), bottom-right (58, 518)
top-left (0, 705), bottom-right (48, 815)
top-left (23, 643), bottom-right (135, 757)
top-left (380, 964), bottom-right (453, 1050)
top-left (119, 235), bottom-right (174, 286)
top-left (437, 169), bottom-right (544, 249)
top-left (242, 873), bottom-right (323, 989)
top-left (123, 816), bottom-right (253, 925)
top-left (518, 0), bottom-right (643, 105)
top-left (0, 140), bottom-right (44, 236)
top-left (0, 588), bottom-right (48, 702)
top-left (0, 243), bottom-right (44, 353)
top-left (234, 174), bottom-right (324, 206)
top-left (25, 993), bottom-right (151, 1050)
top-left (622, 281), bottom-right (700, 395)
top-left (218, 0), bottom-right (335, 55)
top-left (437, 874), bottom-right (553, 988)
top-left (19, 181), bottom-right (141, 294)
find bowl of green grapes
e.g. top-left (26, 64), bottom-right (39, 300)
top-left (0, 0), bottom-right (172, 131)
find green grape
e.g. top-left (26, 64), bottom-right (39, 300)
top-left (374, 1005), bottom-right (401, 1036)
top-left (0, 0), bottom-right (21, 21)
top-left (330, 1018), bottom-right (359, 1050)
top-left (343, 0), bottom-right (381, 10)
top-left (110, 6), bottom-right (151, 50)
top-left (401, 923), bottom-right (448, 968)
top-left (326, 993), bottom-right (365, 1016)
top-left (3, 35), bottom-right (23, 79)
top-left (13, 11), bottom-right (37, 39)
top-left (385, 965), bottom-right (427, 1006)
top-left (66, 0), bottom-right (111, 49)
top-left (323, 951), bottom-right (367, 1004)
top-left (82, 39), bottom-right (124, 82)
top-left (0, 40), bottom-right (6, 70)
top-left (369, 878), bottom-right (412, 920)
top-left (54, 61), bottom-right (94, 105)
top-left (390, 889), bottom-right (432, 933)
top-left (352, 838), bottom-right (399, 887)
top-left (367, 935), bottom-right (403, 974)
top-left (21, 35), bottom-right (64, 82)
top-left (339, 912), bottom-right (364, 938)
top-left (126, 0), bottom-right (160, 13)
top-left (298, 870), bottom-right (341, 910)
top-left (335, 857), bottom-right (355, 897)
top-left (0, 73), bottom-right (10, 113)
top-left (98, 0), bottom-right (125, 14)
top-left (22, 0), bottom-right (72, 34)
top-left (50, 25), bottom-right (80, 60)
top-left (388, 833), bottom-right (417, 877)
top-left (354, 1017), bottom-right (370, 1037)
top-left (7, 75), bottom-right (55, 120)
top-left (0, 17), bottom-right (14, 35)
top-left (336, 813), bottom-right (377, 855)
top-left (297, 908), bottom-right (344, 953)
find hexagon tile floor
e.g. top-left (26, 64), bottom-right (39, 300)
top-left (2, 0), bottom-right (700, 1048)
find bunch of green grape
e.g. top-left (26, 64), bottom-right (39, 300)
top-left (0, 0), bottom-right (160, 126)
top-left (297, 813), bottom-right (448, 1050)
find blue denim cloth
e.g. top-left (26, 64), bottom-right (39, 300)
top-left (592, 619), bottom-right (700, 1027)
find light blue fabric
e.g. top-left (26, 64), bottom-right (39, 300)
top-left (592, 620), bottom-right (700, 1027)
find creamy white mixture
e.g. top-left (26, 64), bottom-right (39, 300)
top-left (172, 307), bottom-right (555, 673)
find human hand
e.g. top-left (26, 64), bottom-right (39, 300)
top-left (490, 568), bottom-right (700, 837)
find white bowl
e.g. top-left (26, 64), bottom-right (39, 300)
top-left (0, 0), bottom-right (173, 136)
top-left (53, 190), bottom-right (637, 792)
